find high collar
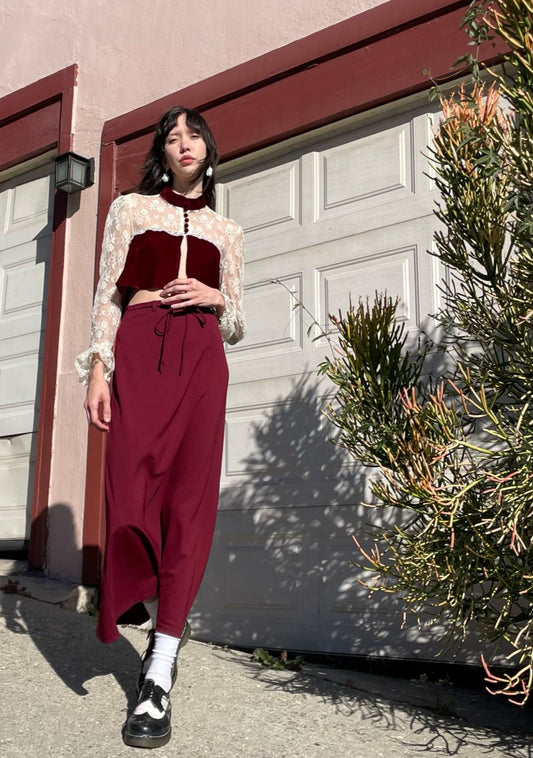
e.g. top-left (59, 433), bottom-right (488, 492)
top-left (160, 186), bottom-right (207, 210)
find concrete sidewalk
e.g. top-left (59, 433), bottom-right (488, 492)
top-left (0, 566), bottom-right (532, 758)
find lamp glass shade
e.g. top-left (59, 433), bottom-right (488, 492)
top-left (55, 160), bottom-right (69, 185)
top-left (55, 152), bottom-right (94, 193)
top-left (70, 159), bottom-right (86, 187)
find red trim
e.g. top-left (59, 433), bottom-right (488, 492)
top-left (0, 65), bottom-right (78, 122)
top-left (81, 427), bottom-right (107, 584)
top-left (83, 0), bottom-right (504, 578)
top-left (103, 0), bottom-right (471, 146)
top-left (110, 1), bottom-right (503, 192)
top-left (0, 65), bottom-right (78, 569)
top-left (0, 101), bottom-right (61, 170)
top-left (81, 141), bottom-right (117, 585)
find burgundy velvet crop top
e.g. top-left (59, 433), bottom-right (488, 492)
top-left (116, 187), bottom-right (221, 298)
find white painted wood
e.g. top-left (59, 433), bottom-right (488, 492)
top-left (229, 274), bottom-right (303, 359)
top-left (0, 164), bottom-right (54, 544)
top-left (223, 159), bottom-right (301, 238)
top-left (317, 119), bottom-right (413, 219)
top-left (195, 98), bottom-right (462, 659)
top-left (0, 433), bottom-right (35, 541)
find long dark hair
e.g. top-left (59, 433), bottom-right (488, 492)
top-left (138, 106), bottom-right (219, 209)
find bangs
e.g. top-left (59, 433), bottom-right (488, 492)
top-left (160, 107), bottom-right (209, 142)
top-left (185, 110), bottom-right (207, 136)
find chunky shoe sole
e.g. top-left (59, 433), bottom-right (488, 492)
top-left (123, 724), bottom-right (171, 749)
top-left (124, 680), bottom-right (172, 749)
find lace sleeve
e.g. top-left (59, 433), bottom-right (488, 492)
top-left (219, 221), bottom-right (246, 344)
top-left (75, 195), bottom-right (133, 384)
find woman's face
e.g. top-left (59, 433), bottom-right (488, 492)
top-left (163, 113), bottom-right (207, 183)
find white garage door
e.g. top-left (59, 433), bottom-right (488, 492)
top-left (192, 96), bottom-right (456, 660)
top-left (0, 164), bottom-right (54, 547)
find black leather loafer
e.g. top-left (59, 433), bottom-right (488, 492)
top-left (123, 679), bottom-right (171, 749)
top-left (137, 620), bottom-right (192, 693)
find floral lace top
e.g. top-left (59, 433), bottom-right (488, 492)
top-left (75, 189), bottom-right (245, 384)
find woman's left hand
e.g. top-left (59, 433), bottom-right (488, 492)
top-left (161, 278), bottom-right (224, 311)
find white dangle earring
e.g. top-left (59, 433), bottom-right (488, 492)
top-left (162, 170), bottom-right (170, 183)
top-left (205, 166), bottom-right (213, 178)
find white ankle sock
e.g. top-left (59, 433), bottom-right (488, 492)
top-left (143, 598), bottom-right (159, 628)
top-left (144, 631), bottom-right (181, 693)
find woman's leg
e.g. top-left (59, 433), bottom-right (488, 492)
top-left (155, 376), bottom-right (227, 636)
top-left (123, 310), bottom-right (227, 748)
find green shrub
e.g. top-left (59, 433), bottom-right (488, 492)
top-left (319, 0), bottom-right (533, 705)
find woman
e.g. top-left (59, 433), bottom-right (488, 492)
top-left (76, 106), bottom-right (245, 749)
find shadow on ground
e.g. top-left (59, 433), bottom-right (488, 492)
top-left (208, 645), bottom-right (533, 758)
top-left (0, 509), bottom-right (144, 713)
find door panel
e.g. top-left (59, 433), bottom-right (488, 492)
top-left (0, 165), bottom-right (54, 543)
top-left (192, 103), bottom-right (468, 659)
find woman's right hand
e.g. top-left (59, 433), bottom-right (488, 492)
top-left (84, 358), bottom-right (111, 431)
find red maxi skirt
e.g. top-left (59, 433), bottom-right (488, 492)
top-left (96, 300), bottom-right (229, 643)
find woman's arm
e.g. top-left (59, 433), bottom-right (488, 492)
top-left (75, 195), bottom-right (133, 385)
top-left (84, 354), bottom-right (112, 430)
top-left (218, 222), bottom-right (246, 344)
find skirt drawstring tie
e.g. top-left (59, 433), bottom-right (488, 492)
top-left (154, 307), bottom-right (208, 374)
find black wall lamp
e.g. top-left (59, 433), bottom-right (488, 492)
top-left (55, 152), bottom-right (95, 193)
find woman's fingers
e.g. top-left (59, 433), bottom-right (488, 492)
top-left (161, 277), bottom-right (194, 296)
top-left (85, 387), bottom-right (111, 431)
top-left (90, 407), bottom-right (110, 431)
top-left (160, 278), bottom-right (216, 308)
top-left (101, 393), bottom-right (111, 425)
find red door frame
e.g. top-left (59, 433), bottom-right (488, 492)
top-left (82, 0), bottom-right (503, 582)
top-left (0, 65), bottom-right (78, 568)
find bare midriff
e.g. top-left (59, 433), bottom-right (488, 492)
top-left (128, 288), bottom-right (164, 306)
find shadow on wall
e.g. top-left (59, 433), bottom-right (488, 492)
top-left (192, 342), bottom-right (486, 662)
top-left (190, 372), bottom-right (401, 655)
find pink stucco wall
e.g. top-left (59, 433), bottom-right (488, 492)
top-left (1, 0), bottom-right (389, 580)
